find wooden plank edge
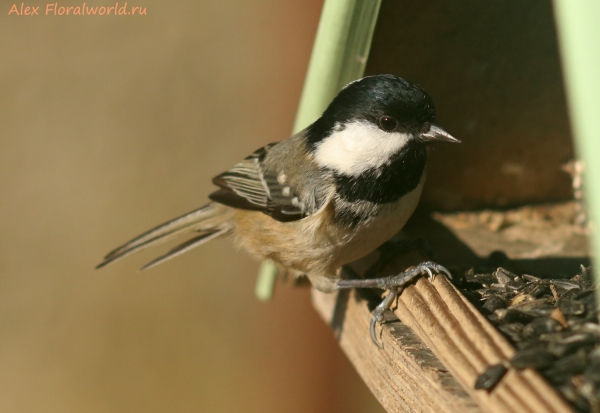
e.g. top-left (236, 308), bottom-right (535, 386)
top-left (311, 250), bottom-right (574, 413)
top-left (312, 288), bottom-right (481, 413)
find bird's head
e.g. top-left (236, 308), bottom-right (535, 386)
top-left (307, 75), bottom-right (459, 176)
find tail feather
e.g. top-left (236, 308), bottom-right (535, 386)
top-left (139, 228), bottom-right (229, 271)
top-left (96, 203), bottom-right (232, 269)
top-left (102, 204), bottom-right (219, 260)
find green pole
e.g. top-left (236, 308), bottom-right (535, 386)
top-left (255, 0), bottom-right (382, 301)
top-left (553, 1), bottom-right (600, 300)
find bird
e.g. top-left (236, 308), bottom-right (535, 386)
top-left (97, 74), bottom-right (460, 347)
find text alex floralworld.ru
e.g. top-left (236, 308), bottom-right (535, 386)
top-left (8, 2), bottom-right (147, 16)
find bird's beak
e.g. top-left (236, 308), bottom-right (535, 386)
top-left (420, 124), bottom-right (461, 143)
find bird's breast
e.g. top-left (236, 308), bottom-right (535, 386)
top-left (328, 174), bottom-right (425, 270)
top-left (231, 174), bottom-right (425, 278)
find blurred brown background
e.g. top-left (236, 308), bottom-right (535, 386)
top-left (0, 1), bottom-right (386, 412)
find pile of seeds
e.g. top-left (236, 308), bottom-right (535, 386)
top-left (461, 265), bottom-right (599, 412)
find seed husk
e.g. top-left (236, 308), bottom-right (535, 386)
top-left (522, 317), bottom-right (564, 338)
top-left (483, 294), bottom-right (508, 313)
top-left (511, 347), bottom-right (557, 369)
top-left (475, 363), bottom-right (508, 391)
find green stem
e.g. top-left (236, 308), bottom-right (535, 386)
top-left (553, 0), bottom-right (600, 303)
top-left (255, 0), bottom-right (382, 301)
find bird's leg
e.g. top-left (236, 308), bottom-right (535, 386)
top-left (337, 261), bottom-right (451, 290)
top-left (337, 261), bottom-right (452, 347)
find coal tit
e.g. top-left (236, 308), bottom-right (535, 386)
top-left (97, 74), bottom-right (460, 346)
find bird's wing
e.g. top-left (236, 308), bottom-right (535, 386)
top-left (209, 143), bottom-right (320, 222)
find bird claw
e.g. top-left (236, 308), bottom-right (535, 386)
top-left (415, 261), bottom-right (452, 282)
top-left (370, 289), bottom-right (398, 349)
top-left (370, 310), bottom-right (384, 348)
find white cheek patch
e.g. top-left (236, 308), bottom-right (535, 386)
top-left (313, 121), bottom-right (411, 176)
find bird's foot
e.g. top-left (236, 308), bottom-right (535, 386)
top-left (337, 261), bottom-right (452, 347)
top-left (369, 288), bottom-right (399, 348)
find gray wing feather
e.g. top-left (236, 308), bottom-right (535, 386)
top-left (210, 141), bottom-right (322, 222)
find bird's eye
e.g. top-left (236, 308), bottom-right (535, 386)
top-left (378, 116), bottom-right (398, 132)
